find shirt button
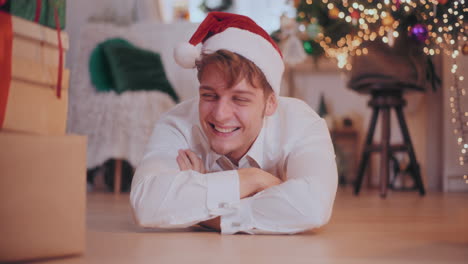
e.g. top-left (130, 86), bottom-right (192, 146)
top-left (218, 202), bottom-right (228, 208)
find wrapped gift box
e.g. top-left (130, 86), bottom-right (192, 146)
top-left (0, 132), bottom-right (86, 262)
top-left (1, 14), bottom-right (70, 135)
top-left (0, 0), bottom-right (66, 29)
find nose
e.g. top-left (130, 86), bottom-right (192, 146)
top-left (212, 99), bottom-right (233, 122)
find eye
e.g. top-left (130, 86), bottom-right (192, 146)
top-left (201, 93), bottom-right (218, 101)
top-left (233, 96), bottom-right (250, 103)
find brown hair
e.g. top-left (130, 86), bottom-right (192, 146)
top-left (195, 50), bottom-right (273, 97)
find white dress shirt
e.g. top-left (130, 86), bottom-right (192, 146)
top-left (130, 96), bottom-right (338, 234)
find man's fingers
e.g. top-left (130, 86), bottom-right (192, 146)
top-left (177, 150), bottom-right (191, 171)
top-left (185, 150), bottom-right (200, 172)
top-left (177, 149), bottom-right (206, 174)
top-left (185, 150), bottom-right (206, 174)
top-left (176, 153), bottom-right (186, 170)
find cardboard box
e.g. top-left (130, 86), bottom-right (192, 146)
top-left (2, 58), bottom-right (70, 135)
top-left (12, 15), bottom-right (69, 66)
top-left (0, 132), bottom-right (86, 262)
top-left (1, 15), bottom-right (70, 135)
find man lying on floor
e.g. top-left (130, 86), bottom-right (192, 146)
top-left (130, 12), bottom-right (338, 235)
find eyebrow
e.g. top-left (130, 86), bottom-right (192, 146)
top-left (199, 86), bottom-right (214, 91)
top-left (232, 90), bottom-right (256, 96)
top-left (199, 86), bottom-right (256, 96)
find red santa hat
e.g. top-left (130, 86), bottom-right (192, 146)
top-left (174, 12), bottom-right (284, 94)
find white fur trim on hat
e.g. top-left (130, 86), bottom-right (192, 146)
top-left (203, 28), bottom-right (284, 94)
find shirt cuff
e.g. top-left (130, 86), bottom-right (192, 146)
top-left (220, 198), bottom-right (254, 235)
top-left (206, 170), bottom-right (240, 215)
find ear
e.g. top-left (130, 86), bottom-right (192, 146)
top-left (264, 94), bottom-right (278, 117)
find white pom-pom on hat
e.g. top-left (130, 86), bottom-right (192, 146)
top-left (174, 42), bottom-right (201, 68)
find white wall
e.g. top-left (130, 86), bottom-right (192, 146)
top-left (187, 0), bottom-right (295, 33)
top-left (65, 0), bottom-right (161, 71)
top-left (65, 0), bottom-right (91, 70)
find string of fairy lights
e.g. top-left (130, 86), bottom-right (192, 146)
top-left (449, 60), bottom-right (467, 183)
top-left (294, 0), bottom-right (467, 182)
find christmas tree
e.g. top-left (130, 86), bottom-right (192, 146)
top-left (294, 0), bottom-right (467, 69)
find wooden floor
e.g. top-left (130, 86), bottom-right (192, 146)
top-left (36, 188), bottom-right (468, 264)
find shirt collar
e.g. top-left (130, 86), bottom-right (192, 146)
top-left (241, 122), bottom-right (265, 169)
top-left (207, 149), bottom-right (223, 170)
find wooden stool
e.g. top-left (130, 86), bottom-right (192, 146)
top-left (352, 83), bottom-right (426, 198)
top-left (113, 159), bottom-right (122, 195)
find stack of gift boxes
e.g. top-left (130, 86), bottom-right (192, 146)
top-left (0, 1), bottom-right (86, 262)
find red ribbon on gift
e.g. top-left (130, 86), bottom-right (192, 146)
top-left (34, 0), bottom-right (42, 22)
top-left (0, 11), bottom-right (12, 128)
top-left (36, 0), bottom-right (63, 99)
top-left (54, 6), bottom-right (63, 99)
top-left (28, 0), bottom-right (63, 99)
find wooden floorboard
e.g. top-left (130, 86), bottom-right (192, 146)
top-left (35, 188), bottom-right (468, 264)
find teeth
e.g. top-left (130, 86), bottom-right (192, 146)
top-left (214, 126), bottom-right (237, 133)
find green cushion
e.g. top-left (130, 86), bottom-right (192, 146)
top-left (103, 39), bottom-right (179, 102)
top-left (89, 38), bottom-right (133, 93)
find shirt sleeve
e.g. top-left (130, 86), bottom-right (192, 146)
top-left (220, 118), bottom-right (338, 235)
top-left (130, 118), bottom-right (241, 228)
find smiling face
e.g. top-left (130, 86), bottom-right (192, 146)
top-left (198, 63), bottom-right (276, 165)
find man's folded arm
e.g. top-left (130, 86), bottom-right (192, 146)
top-left (130, 123), bottom-right (241, 228)
top-left (131, 162), bottom-right (242, 228)
top-left (220, 119), bottom-right (339, 235)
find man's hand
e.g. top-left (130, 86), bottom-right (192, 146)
top-left (177, 149), bottom-right (206, 174)
top-left (177, 153), bottom-right (280, 231)
top-left (195, 169), bottom-right (280, 233)
top-left (198, 217), bottom-right (220, 232)
top-left (238, 168), bottom-right (282, 198)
